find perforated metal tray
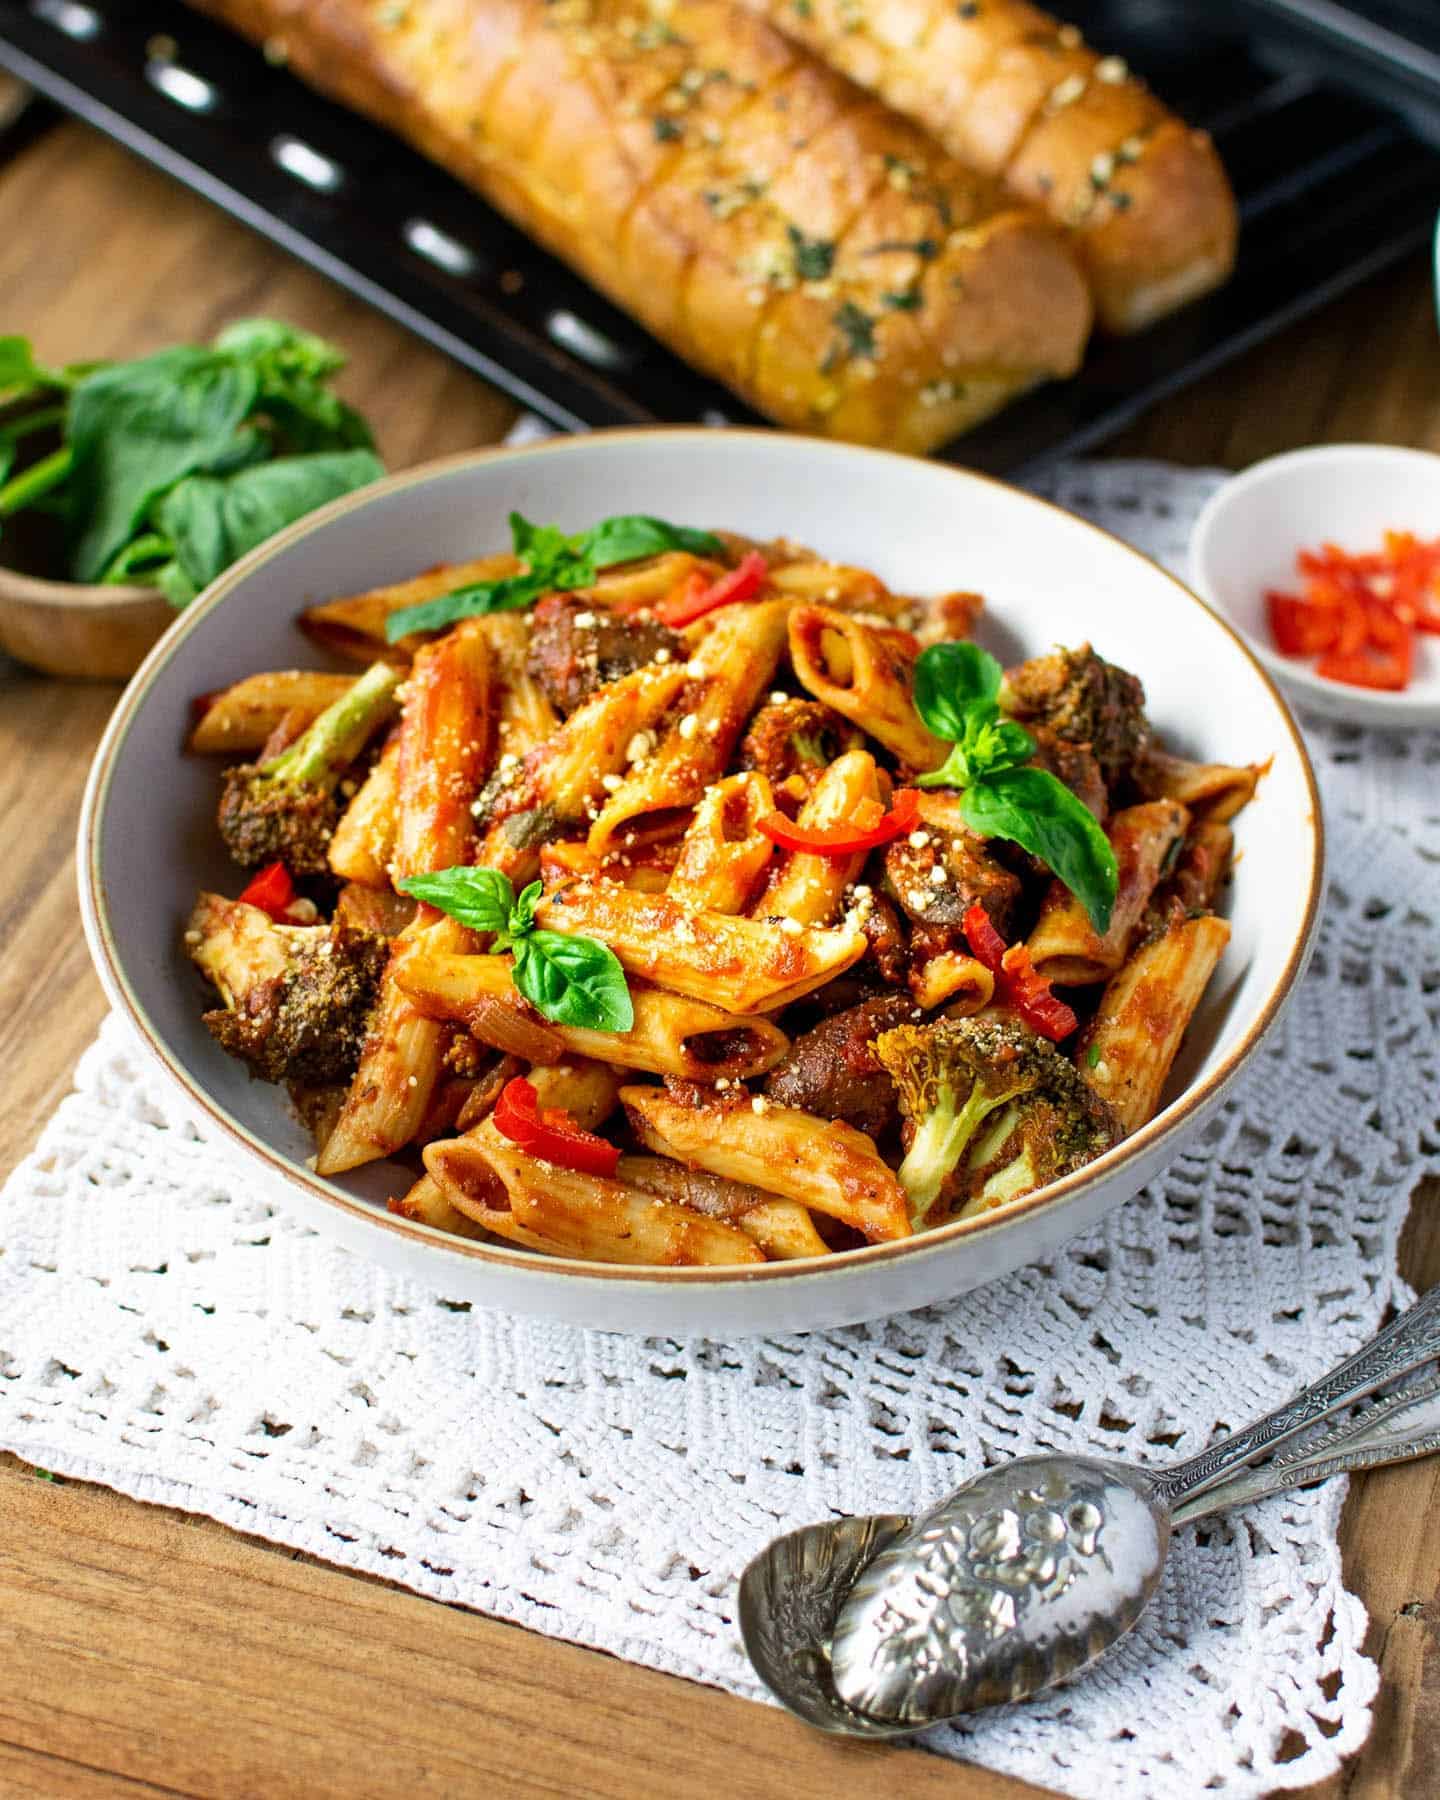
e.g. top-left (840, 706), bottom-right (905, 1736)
top-left (2, 0), bottom-right (1438, 473)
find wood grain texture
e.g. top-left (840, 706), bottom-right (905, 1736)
top-left (0, 112), bottom-right (1437, 1800)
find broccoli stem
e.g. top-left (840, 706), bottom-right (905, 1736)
top-left (265, 660), bottom-right (400, 785)
top-left (898, 1083), bottom-right (1008, 1225)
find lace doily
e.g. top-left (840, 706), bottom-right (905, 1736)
top-left (4, 459), bottom-right (1439, 1800)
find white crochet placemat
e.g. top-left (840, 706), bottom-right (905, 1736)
top-left (4, 457), bottom-right (1439, 1800)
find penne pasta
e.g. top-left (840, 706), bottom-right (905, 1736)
top-left (391, 942), bottom-right (790, 1080)
top-left (912, 952), bottom-right (995, 1013)
top-left (615, 1153), bottom-right (829, 1260)
top-left (1136, 747), bottom-right (1267, 824)
top-left (622, 1085), bottom-right (911, 1243)
top-left (470, 612), bottom-right (559, 757)
top-left (1027, 800), bottom-right (1189, 985)
top-left (1152, 820), bottom-right (1233, 919)
top-left (328, 734), bottom-right (400, 887)
top-left (389, 1171), bottom-right (489, 1241)
top-left (667, 772), bottom-right (775, 913)
top-left (189, 671), bottom-right (356, 754)
top-left (751, 750), bottom-right (886, 926)
top-left (391, 1056), bottom-right (623, 1240)
top-left (587, 599), bottom-right (791, 855)
top-left (299, 555), bottom-right (518, 661)
top-left (426, 1131), bottom-right (765, 1266)
top-left (789, 604), bottom-right (946, 770)
top-left (316, 913), bottom-right (469, 1176)
top-left (1079, 913), bottom-right (1232, 1135)
top-left (392, 622), bottom-right (495, 883)
top-left (536, 881), bottom-right (866, 1014)
top-left (477, 662), bottom-right (691, 881)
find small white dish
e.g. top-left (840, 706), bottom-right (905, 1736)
top-left (79, 429), bottom-right (1322, 1337)
top-left (1189, 443), bottom-right (1440, 730)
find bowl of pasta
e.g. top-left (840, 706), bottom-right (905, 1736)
top-left (79, 429), bottom-right (1322, 1336)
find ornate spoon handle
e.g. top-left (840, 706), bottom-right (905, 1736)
top-left (1170, 1371), bottom-right (1440, 1525)
top-left (1153, 1285), bottom-right (1440, 1511)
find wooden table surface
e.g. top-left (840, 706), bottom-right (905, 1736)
top-left (1, 111), bottom-right (1438, 1800)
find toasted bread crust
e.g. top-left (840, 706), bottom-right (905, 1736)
top-left (747, 0), bottom-right (1237, 332)
top-left (189, 0), bottom-right (1092, 448)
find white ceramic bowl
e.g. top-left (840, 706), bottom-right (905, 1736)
top-left (1189, 443), bottom-right (1440, 729)
top-left (79, 430), bottom-right (1323, 1336)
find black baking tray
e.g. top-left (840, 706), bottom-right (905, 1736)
top-left (2, 0), bottom-right (1439, 474)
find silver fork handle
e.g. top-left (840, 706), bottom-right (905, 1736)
top-left (1170, 1370), bottom-right (1440, 1525)
top-left (1153, 1284), bottom-right (1440, 1511)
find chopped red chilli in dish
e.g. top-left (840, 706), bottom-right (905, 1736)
top-left (237, 860), bottom-right (297, 921)
top-left (493, 1076), bottom-right (622, 1177)
top-left (655, 550), bottom-right (768, 626)
top-left (963, 902), bottom-right (1079, 1042)
top-left (757, 787), bottom-right (920, 856)
top-left (1266, 531), bottom-right (1440, 691)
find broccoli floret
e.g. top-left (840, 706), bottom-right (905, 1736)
top-left (218, 660), bottom-right (399, 875)
top-left (873, 1015), bottom-right (1119, 1225)
top-left (188, 892), bottom-right (387, 1086)
top-left (1000, 644), bottom-right (1148, 788)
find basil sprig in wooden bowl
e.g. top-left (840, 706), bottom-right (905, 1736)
top-left (0, 320), bottom-right (382, 679)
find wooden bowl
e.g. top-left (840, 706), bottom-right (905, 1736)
top-left (0, 564), bottom-right (174, 680)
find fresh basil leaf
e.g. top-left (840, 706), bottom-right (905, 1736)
top-left (397, 866), bottom-right (516, 935)
top-left (913, 640), bottom-right (1004, 742)
top-left (0, 335), bottom-right (67, 399)
top-left (384, 509), bottom-right (721, 640)
top-left (214, 318), bottom-right (345, 379)
top-left (151, 449), bottom-right (382, 604)
top-left (99, 530), bottom-right (174, 586)
top-left (513, 930), bottom-right (634, 1032)
top-left (216, 318), bottom-right (374, 455)
top-left (156, 558), bottom-right (198, 609)
top-left (509, 879), bottom-right (542, 937)
top-left (583, 514), bottom-right (723, 566)
top-left (960, 766), bottom-right (1117, 935)
top-left (385, 570), bottom-right (546, 639)
top-left (916, 712), bottom-right (1032, 789)
top-left (66, 347), bottom-right (259, 582)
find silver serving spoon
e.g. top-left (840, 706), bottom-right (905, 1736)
top-left (740, 1287), bottom-right (1440, 1736)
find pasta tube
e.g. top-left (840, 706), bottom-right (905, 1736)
top-left (1079, 913), bottom-right (1231, 1135)
top-left (391, 943), bottom-right (790, 1080)
top-left (667, 772), bottom-right (775, 913)
top-left (391, 1057), bottom-right (624, 1239)
top-left (622, 1085), bottom-right (911, 1242)
top-left (299, 555), bottom-right (518, 661)
top-left (789, 605), bottom-right (946, 769)
top-left (587, 599), bottom-right (791, 855)
top-left (426, 1132), bottom-right (765, 1266)
top-left (1026, 800), bottom-right (1188, 985)
top-left (751, 749), bottom-right (885, 925)
top-left (316, 913), bottom-right (470, 1176)
top-left (1136, 747), bottom-right (1266, 823)
top-left (912, 952), bottom-right (995, 1014)
top-left (479, 662), bottom-right (691, 878)
top-left (328, 735), bottom-right (400, 887)
top-left (189, 671), bottom-right (356, 754)
top-left (536, 882), bottom-right (866, 1014)
top-left (615, 1153), bottom-right (830, 1262)
top-left (392, 622), bottom-right (495, 882)
top-left (471, 612), bottom-right (558, 757)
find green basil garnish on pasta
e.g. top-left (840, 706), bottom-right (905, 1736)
top-left (398, 866), bottom-right (634, 1032)
top-left (384, 510), bottom-right (724, 640)
top-left (912, 640), bottom-right (1118, 935)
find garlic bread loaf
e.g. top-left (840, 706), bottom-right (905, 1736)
top-left (189, 0), bottom-right (1092, 450)
top-left (744, 0), bottom-right (1237, 333)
